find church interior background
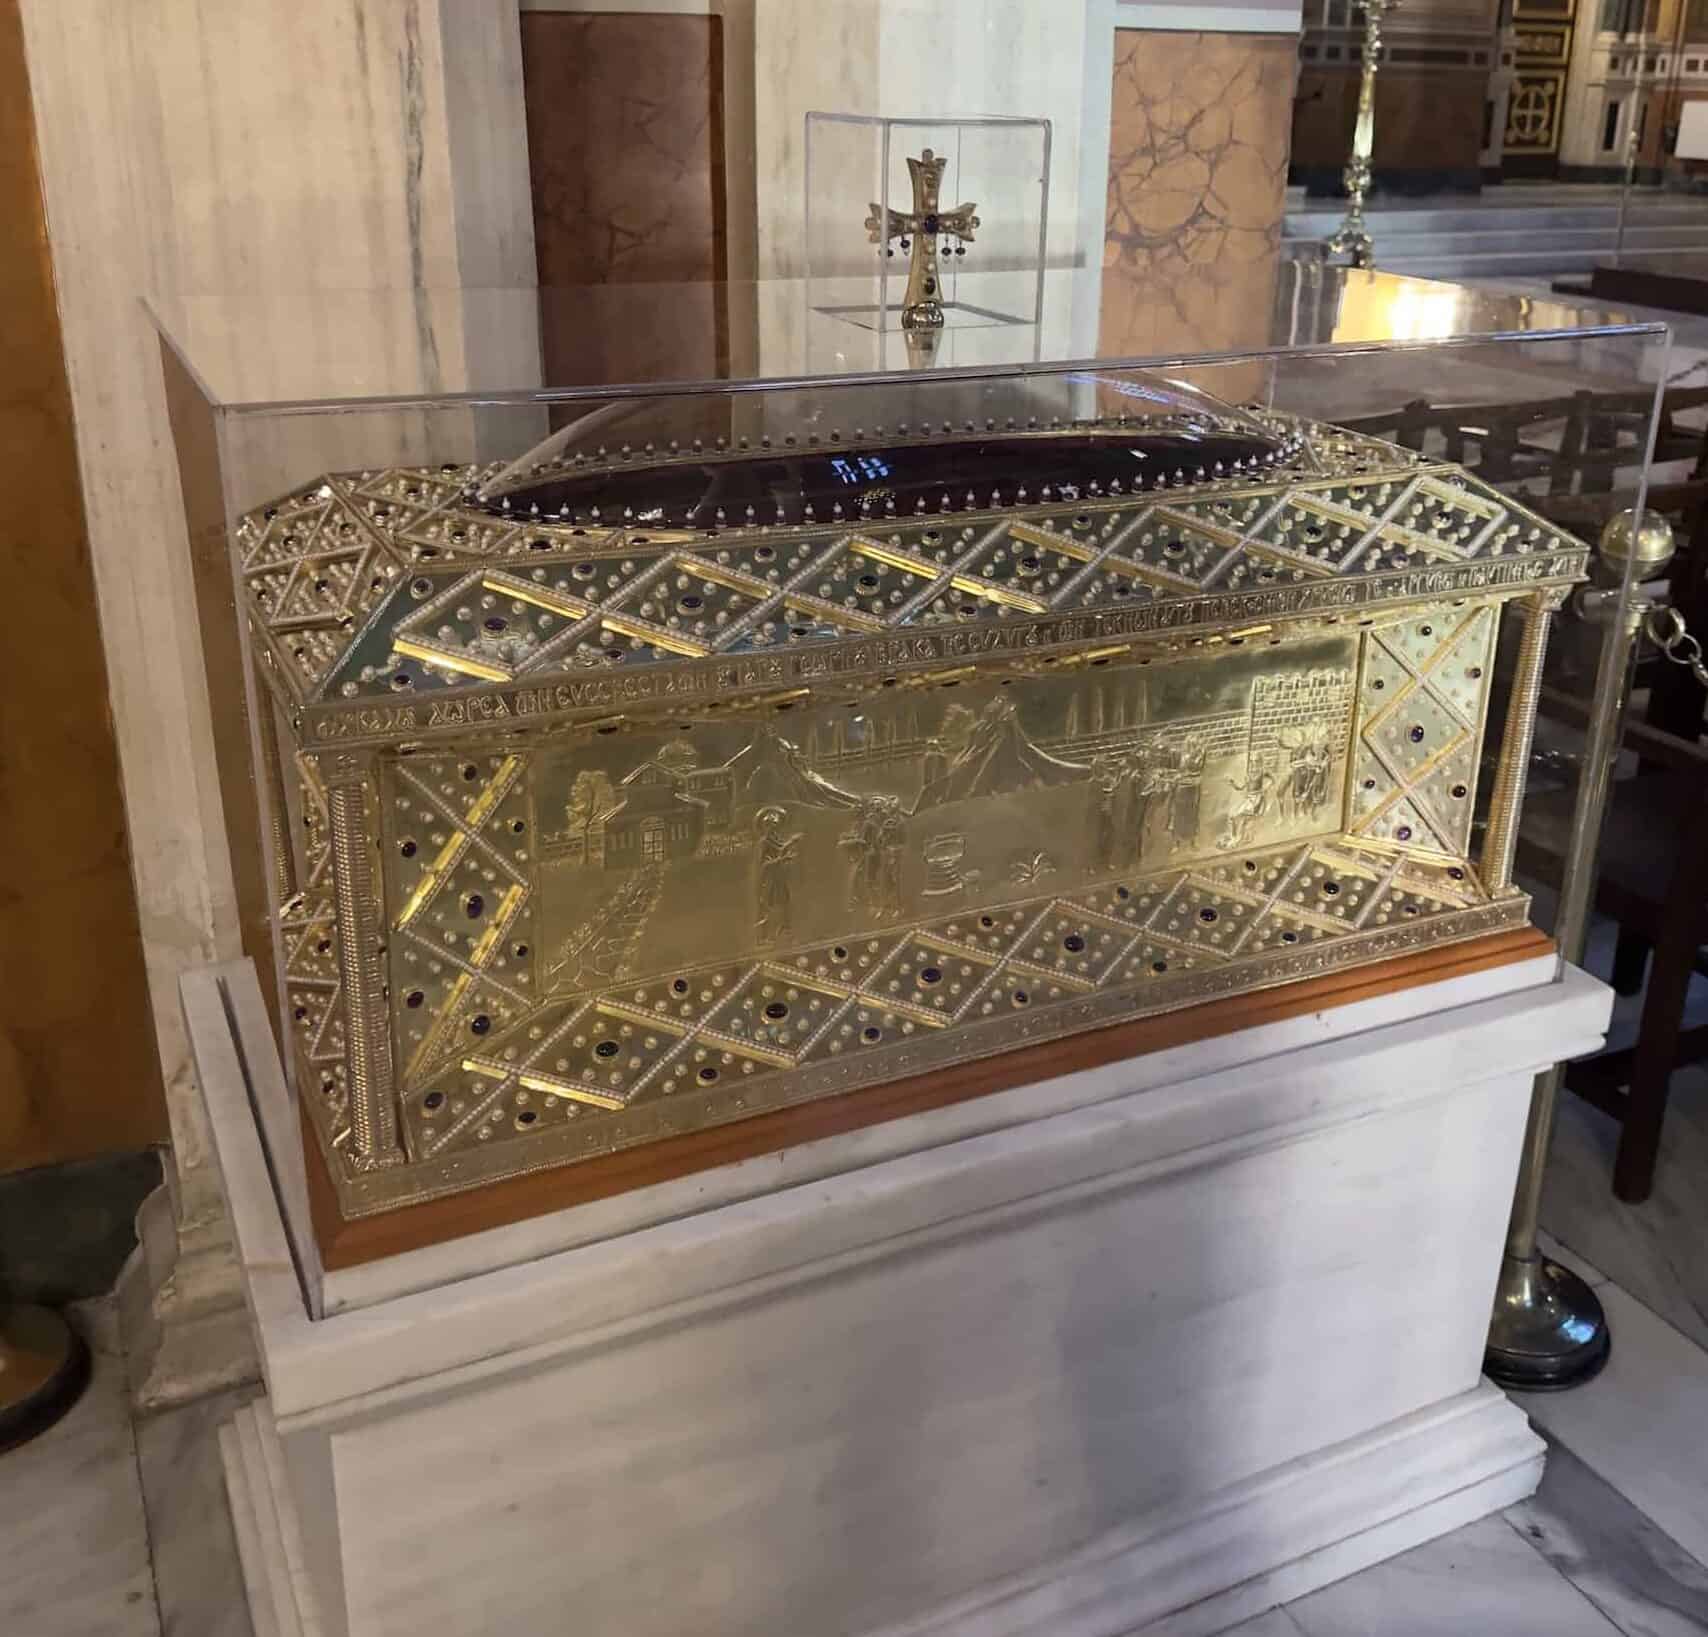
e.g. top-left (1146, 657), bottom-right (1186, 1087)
top-left (12, 2), bottom-right (1708, 1635)
top-left (1294, 0), bottom-right (1708, 189)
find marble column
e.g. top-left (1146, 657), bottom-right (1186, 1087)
top-left (0, 0), bottom-right (165, 1177)
top-left (19, 0), bottom-right (536, 1404)
top-left (1100, 25), bottom-right (1300, 367)
top-left (520, 8), bottom-right (729, 383)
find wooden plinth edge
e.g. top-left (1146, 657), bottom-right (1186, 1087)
top-left (305, 924), bottom-right (1555, 1270)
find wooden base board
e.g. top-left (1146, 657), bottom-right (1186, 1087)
top-left (304, 925), bottom-right (1554, 1269)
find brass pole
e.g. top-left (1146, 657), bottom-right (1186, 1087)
top-left (1325, 0), bottom-right (1398, 269)
top-left (1612, 3), bottom-right (1650, 269)
top-left (1485, 509), bottom-right (1675, 1391)
top-left (0, 1305), bottom-right (88, 1453)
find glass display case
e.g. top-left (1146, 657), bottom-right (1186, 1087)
top-left (804, 112), bottom-right (1050, 362)
top-left (152, 268), bottom-right (1670, 1261)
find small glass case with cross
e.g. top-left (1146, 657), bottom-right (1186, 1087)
top-left (864, 147), bottom-right (980, 333)
top-left (805, 113), bottom-right (1052, 355)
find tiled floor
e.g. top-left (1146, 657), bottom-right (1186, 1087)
top-left (1543, 1069), bottom-right (1708, 1357)
top-left (134, 1385), bottom-right (261, 1637)
top-left (2, 1343), bottom-right (160, 1636)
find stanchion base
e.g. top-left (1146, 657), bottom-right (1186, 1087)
top-left (0, 1304), bottom-right (90, 1453)
top-left (1484, 1252), bottom-right (1611, 1393)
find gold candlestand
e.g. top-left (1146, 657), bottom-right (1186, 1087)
top-left (1325, 0), bottom-right (1398, 268)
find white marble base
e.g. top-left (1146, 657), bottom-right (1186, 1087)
top-left (190, 954), bottom-right (1611, 1637)
top-left (0, 1343), bottom-right (160, 1637)
top-left (220, 1402), bottom-right (325, 1637)
top-left (218, 1379), bottom-right (1539, 1637)
top-left (116, 1188), bottom-right (258, 1413)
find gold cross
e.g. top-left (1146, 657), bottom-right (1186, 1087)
top-left (865, 148), bottom-right (979, 333)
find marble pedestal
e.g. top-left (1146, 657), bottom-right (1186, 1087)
top-left (189, 949), bottom-right (1609, 1637)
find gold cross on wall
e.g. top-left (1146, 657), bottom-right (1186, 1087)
top-left (865, 148), bottom-right (979, 332)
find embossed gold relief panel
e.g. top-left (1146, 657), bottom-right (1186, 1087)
top-left (245, 389), bottom-right (1585, 1224)
top-left (391, 641), bottom-right (1356, 1065)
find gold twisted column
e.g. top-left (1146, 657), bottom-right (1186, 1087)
top-left (325, 755), bottom-right (406, 1171)
top-left (1480, 590), bottom-right (1558, 894)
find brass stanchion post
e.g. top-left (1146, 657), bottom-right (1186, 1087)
top-left (1325, 0), bottom-right (1398, 268)
top-left (0, 1304), bottom-right (89, 1453)
top-left (1485, 508), bottom-right (1677, 1390)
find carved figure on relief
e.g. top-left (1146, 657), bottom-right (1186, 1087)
top-left (755, 805), bottom-right (803, 944)
top-left (1220, 767), bottom-right (1277, 851)
top-left (840, 796), bottom-right (907, 919)
top-left (1091, 756), bottom-right (1124, 873)
top-left (922, 702), bottom-right (980, 789)
top-left (1128, 752), bottom-right (1168, 865)
top-left (1168, 737), bottom-right (1208, 850)
top-left (1280, 731), bottom-right (1334, 822)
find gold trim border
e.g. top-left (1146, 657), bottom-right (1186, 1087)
top-left (298, 551), bottom-right (1588, 751)
top-left (301, 892), bottom-right (1534, 1218)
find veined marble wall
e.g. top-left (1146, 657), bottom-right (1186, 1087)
top-left (1101, 28), bottom-right (1298, 363)
top-left (751, 0), bottom-right (1093, 368)
top-left (521, 10), bottom-right (728, 384)
top-left (18, 0), bottom-right (535, 1243)
top-left (0, 0), bottom-right (163, 1172)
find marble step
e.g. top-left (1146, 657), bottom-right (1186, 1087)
top-left (1284, 201), bottom-right (1708, 278)
top-left (1283, 201), bottom-right (1708, 277)
top-left (1285, 199), bottom-right (1708, 236)
top-left (1284, 223), bottom-right (1708, 252)
top-left (1364, 244), bottom-right (1708, 278)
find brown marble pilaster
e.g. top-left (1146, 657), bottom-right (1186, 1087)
top-left (521, 11), bottom-right (727, 386)
top-left (1101, 30), bottom-right (1298, 369)
top-left (0, 0), bottom-right (162, 1171)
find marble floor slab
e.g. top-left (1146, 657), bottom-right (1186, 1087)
top-left (1281, 1514), bottom-right (1624, 1635)
top-left (0, 1339), bottom-right (160, 1637)
top-left (1510, 1433), bottom-right (1708, 1637)
top-left (133, 1384), bottom-right (259, 1637)
top-left (1225, 1613), bottom-right (1306, 1635)
top-left (1542, 1067), bottom-right (1708, 1356)
top-left (1518, 1282), bottom-right (1708, 1580)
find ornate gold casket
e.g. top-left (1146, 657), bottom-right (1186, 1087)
top-left (238, 376), bottom-right (1582, 1246)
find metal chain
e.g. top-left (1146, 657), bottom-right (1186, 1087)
top-left (1645, 605), bottom-right (1708, 690)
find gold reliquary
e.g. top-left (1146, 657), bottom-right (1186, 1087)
top-left (239, 373), bottom-right (1583, 1246)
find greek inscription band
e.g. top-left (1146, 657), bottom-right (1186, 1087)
top-left (301, 550), bottom-right (1590, 749)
